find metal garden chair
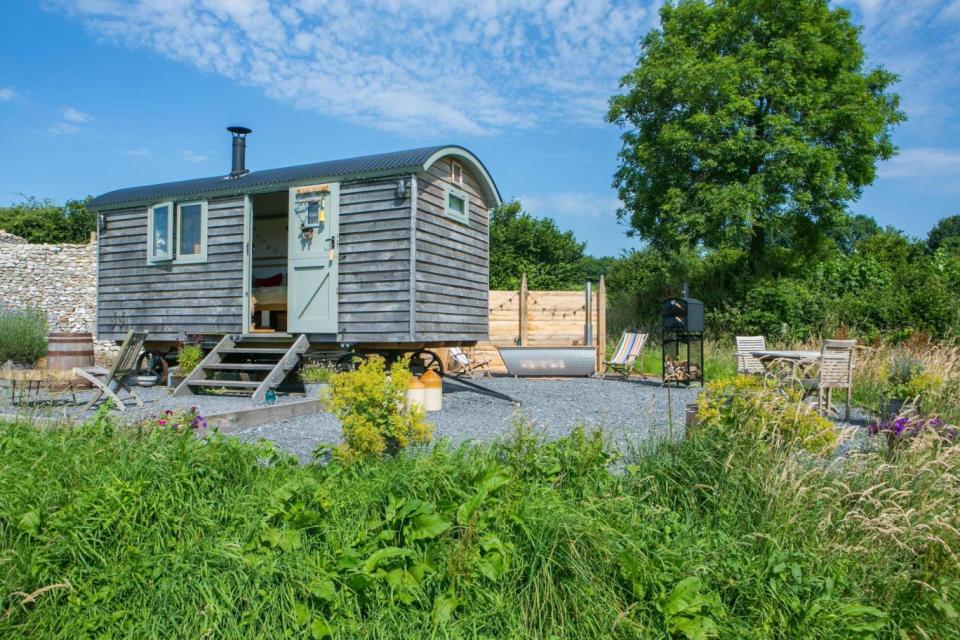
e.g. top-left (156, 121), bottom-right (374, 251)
top-left (447, 347), bottom-right (491, 379)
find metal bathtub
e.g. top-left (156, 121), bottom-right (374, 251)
top-left (497, 346), bottom-right (597, 377)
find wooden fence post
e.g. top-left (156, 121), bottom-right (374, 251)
top-left (596, 276), bottom-right (606, 372)
top-left (519, 273), bottom-right (528, 346)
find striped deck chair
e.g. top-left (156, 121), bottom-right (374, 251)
top-left (600, 332), bottom-right (648, 380)
top-left (73, 329), bottom-right (148, 412)
top-left (448, 347), bottom-right (491, 379)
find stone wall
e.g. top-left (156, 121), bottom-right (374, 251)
top-left (0, 230), bottom-right (117, 362)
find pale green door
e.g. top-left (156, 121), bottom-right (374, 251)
top-left (287, 183), bottom-right (339, 334)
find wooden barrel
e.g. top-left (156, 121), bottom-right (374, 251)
top-left (47, 332), bottom-right (95, 389)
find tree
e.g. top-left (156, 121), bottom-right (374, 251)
top-left (488, 200), bottom-right (591, 290)
top-left (0, 196), bottom-right (95, 243)
top-left (927, 214), bottom-right (960, 252)
top-left (829, 213), bottom-right (881, 255)
top-left (607, 0), bottom-right (904, 274)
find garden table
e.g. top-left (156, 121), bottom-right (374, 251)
top-left (751, 350), bottom-right (821, 392)
top-left (0, 368), bottom-right (79, 405)
top-left (751, 350), bottom-right (820, 364)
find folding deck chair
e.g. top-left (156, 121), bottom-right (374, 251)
top-left (447, 347), bottom-right (491, 379)
top-left (600, 332), bottom-right (648, 380)
top-left (73, 330), bottom-right (148, 412)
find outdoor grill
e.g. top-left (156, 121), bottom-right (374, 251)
top-left (660, 296), bottom-right (705, 386)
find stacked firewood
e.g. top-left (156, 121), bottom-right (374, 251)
top-left (664, 356), bottom-right (702, 383)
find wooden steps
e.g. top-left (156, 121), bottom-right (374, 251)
top-left (173, 334), bottom-right (310, 402)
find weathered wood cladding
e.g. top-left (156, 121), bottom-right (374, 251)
top-left (414, 157), bottom-right (490, 342)
top-left (97, 196), bottom-right (245, 341)
top-left (336, 178), bottom-right (412, 343)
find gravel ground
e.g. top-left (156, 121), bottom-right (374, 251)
top-left (234, 377), bottom-right (702, 461)
top-left (1, 377), bottom-right (874, 464)
top-left (0, 384), bottom-right (311, 424)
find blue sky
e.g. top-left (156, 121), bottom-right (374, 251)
top-left (1, 0), bottom-right (958, 257)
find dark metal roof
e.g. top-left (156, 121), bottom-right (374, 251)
top-left (91, 144), bottom-right (500, 209)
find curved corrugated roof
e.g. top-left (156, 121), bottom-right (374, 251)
top-left (91, 144), bottom-right (501, 209)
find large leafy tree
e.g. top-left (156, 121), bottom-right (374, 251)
top-left (489, 200), bottom-right (591, 290)
top-left (607, 0), bottom-right (904, 273)
top-left (928, 214), bottom-right (960, 252)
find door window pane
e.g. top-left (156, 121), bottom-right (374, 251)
top-left (179, 203), bottom-right (202, 255)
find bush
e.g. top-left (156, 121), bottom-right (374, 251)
top-left (176, 344), bottom-right (203, 375)
top-left (696, 375), bottom-right (838, 454)
top-left (324, 356), bottom-right (433, 459)
top-left (0, 307), bottom-right (48, 364)
top-left (0, 196), bottom-right (95, 244)
top-left (299, 361), bottom-right (337, 384)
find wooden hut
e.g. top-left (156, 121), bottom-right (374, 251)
top-left (90, 129), bottom-right (500, 399)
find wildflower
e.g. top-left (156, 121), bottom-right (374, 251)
top-left (158, 419), bottom-right (168, 426)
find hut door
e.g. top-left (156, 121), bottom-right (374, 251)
top-left (287, 183), bottom-right (339, 334)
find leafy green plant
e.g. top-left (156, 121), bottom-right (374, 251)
top-left (4, 413), bottom-right (960, 638)
top-left (886, 354), bottom-right (940, 400)
top-left (0, 306), bottom-right (48, 364)
top-left (657, 577), bottom-right (723, 640)
top-left (324, 355), bottom-right (433, 459)
top-left (176, 343), bottom-right (203, 375)
top-left (300, 361), bottom-right (337, 384)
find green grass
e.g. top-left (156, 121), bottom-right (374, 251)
top-left (2, 409), bottom-right (959, 638)
top-left (608, 338), bottom-right (737, 381)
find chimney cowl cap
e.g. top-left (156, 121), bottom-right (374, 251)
top-left (227, 126), bottom-right (252, 136)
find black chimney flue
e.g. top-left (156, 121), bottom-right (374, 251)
top-left (227, 126), bottom-right (252, 177)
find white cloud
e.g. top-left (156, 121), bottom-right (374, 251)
top-left (0, 87), bottom-right (17, 101)
top-left (124, 147), bottom-right (152, 157)
top-left (519, 192), bottom-right (622, 220)
top-left (48, 0), bottom-right (661, 135)
top-left (841, 1), bottom-right (960, 125)
top-left (46, 122), bottom-right (79, 135)
top-left (181, 149), bottom-right (209, 163)
top-left (62, 106), bottom-right (93, 123)
top-left (879, 147), bottom-right (960, 178)
top-left (42, 105), bottom-right (94, 135)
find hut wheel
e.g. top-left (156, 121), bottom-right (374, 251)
top-left (137, 351), bottom-right (170, 381)
top-left (409, 349), bottom-right (444, 376)
top-left (337, 352), bottom-right (362, 371)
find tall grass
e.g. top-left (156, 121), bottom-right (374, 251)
top-left (854, 339), bottom-right (960, 422)
top-left (0, 307), bottom-right (47, 365)
top-left (2, 412), bottom-right (959, 638)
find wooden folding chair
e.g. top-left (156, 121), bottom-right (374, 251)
top-left (600, 332), bottom-right (648, 379)
top-left (73, 330), bottom-right (148, 412)
top-left (448, 347), bottom-right (491, 379)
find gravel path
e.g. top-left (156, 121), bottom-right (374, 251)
top-left (234, 377), bottom-right (702, 461)
top-left (2, 377), bottom-right (875, 464)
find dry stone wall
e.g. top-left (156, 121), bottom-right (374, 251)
top-left (0, 230), bottom-right (117, 361)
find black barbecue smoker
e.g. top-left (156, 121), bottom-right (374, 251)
top-left (661, 295), bottom-right (705, 386)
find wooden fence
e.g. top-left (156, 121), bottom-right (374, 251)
top-left (470, 275), bottom-right (607, 373)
